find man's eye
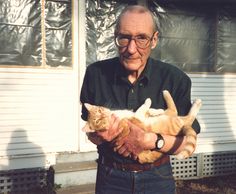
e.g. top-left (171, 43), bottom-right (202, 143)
top-left (118, 36), bottom-right (130, 44)
top-left (119, 35), bottom-right (130, 40)
top-left (136, 35), bottom-right (148, 40)
top-left (119, 37), bottom-right (129, 41)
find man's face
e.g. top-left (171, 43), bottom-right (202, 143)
top-left (116, 11), bottom-right (158, 72)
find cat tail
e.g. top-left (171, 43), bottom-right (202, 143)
top-left (176, 126), bottom-right (197, 160)
top-left (163, 90), bottom-right (177, 115)
top-left (176, 99), bottom-right (201, 160)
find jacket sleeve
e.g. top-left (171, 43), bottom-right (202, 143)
top-left (80, 67), bottom-right (94, 121)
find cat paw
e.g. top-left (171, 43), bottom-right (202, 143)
top-left (176, 149), bottom-right (194, 160)
top-left (162, 90), bottom-right (170, 96)
top-left (176, 154), bottom-right (186, 160)
top-left (144, 98), bottom-right (152, 107)
top-left (162, 90), bottom-right (172, 101)
top-left (195, 99), bottom-right (202, 106)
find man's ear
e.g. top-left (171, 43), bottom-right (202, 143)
top-left (151, 31), bottom-right (159, 49)
top-left (84, 103), bottom-right (93, 111)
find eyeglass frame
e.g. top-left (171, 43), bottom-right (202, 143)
top-left (115, 32), bottom-right (156, 49)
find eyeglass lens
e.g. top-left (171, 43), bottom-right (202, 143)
top-left (116, 34), bottom-right (152, 48)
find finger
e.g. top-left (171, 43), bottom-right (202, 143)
top-left (110, 114), bottom-right (120, 130)
top-left (113, 144), bottom-right (122, 152)
top-left (132, 155), bottom-right (138, 160)
top-left (127, 120), bottom-right (137, 129)
top-left (108, 114), bottom-right (121, 139)
top-left (123, 150), bottom-right (131, 157)
top-left (118, 146), bottom-right (131, 157)
top-left (115, 137), bottom-right (125, 147)
top-left (117, 145), bottom-right (127, 155)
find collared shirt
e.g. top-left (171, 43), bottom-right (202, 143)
top-left (80, 57), bottom-right (200, 164)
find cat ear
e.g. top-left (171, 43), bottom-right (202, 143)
top-left (84, 103), bottom-right (93, 111)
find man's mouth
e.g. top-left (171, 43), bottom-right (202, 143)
top-left (124, 56), bottom-right (139, 60)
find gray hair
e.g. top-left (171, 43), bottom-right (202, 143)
top-left (114, 5), bottom-right (158, 35)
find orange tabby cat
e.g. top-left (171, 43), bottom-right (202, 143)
top-left (84, 90), bottom-right (202, 163)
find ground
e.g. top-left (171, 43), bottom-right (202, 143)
top-left (176, 173), bottom-right (236, 194)
top-left (25, 173), bottom-right (236, 194)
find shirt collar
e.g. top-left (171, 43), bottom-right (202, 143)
top-left (114, 57), bottom-right (152, 85)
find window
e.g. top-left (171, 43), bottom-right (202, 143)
top-left (150, 2), bottom-right (236, 73)
top-left (86, 0), bottom-right (236, 73)
top-left (0, 0), bottom-right (72, 67)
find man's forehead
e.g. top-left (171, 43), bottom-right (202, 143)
top-left (118, 12), bottom-right (154, 34)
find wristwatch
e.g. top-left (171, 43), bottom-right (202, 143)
top-left (155, 133), bottom-right (165, 150)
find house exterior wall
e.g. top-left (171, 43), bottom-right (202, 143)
top-left (0, 68), bottom-right (79, 170)
top-left (190, 74), bottom-right (236, 153)
top-left (0, 0), bottom-right (80, 170)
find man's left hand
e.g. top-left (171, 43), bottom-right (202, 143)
top-left (114, 121), bottom-right (155, 159)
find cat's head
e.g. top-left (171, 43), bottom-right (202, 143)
top-left (84, 103), bottom-right (111, 131)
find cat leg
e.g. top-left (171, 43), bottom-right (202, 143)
top-left (180, 98), bottom-right (202, 125)
top-left (187, 99), bottom-right (202, 123)
top-left (147, 108), bottom-right (165, 116)
top-left (134, 98), bottom-right (152, 121)
top-left (163, 90), bottom-right (178, 116)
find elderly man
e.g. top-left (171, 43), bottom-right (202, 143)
top-left (81, 5), bottom-right (200, 194)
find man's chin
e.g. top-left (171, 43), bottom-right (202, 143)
top-left (124, 64), bottom-right (140, 71)
top-left (123, 60), bottom-right (142, 70)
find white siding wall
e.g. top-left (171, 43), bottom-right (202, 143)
top-left (0, 68), bottom-right (78, 170)
top-left (190, 74), bottom-right (236, 153)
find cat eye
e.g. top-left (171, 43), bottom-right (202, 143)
top-left (115, 32), bottom-right (155, 49)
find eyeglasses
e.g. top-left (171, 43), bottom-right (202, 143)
top-left (115, 33), bottom-right (155, 49)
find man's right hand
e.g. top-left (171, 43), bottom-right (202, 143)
top-left (96, 114), bottom-right (121, 142)
top-left (83, 114), bottom-right (122, 144)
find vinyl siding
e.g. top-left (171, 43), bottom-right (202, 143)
top-left (0, 68), bottom-right (78, 161)
top-left (190, 74), bottom-right (236, 152)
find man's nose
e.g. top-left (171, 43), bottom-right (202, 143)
top-left (127, 39), bottom-right (137, 53)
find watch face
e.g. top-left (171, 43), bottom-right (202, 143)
top-left (155, 134), bottom-right (165, 150)
top-left (157, 139), bottom-right (164, 149)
